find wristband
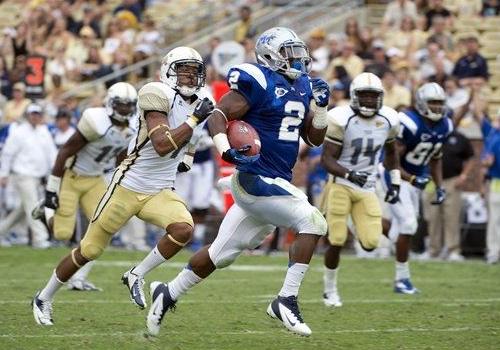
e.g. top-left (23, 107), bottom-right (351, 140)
top-left (390, 169), bottom-right (401, 186)
top-left (344, 171), bottom-right (350, 179)
top-left (310, 101), bottom-right (328, 129)
top-left (47, 175), bottom-right (61, 194)
top-left (183, 154), bottom-right (194, 168)
top-left (213, 133), bottom-right (231, 155)
top-left (186, 116), bottom-right (199, 129)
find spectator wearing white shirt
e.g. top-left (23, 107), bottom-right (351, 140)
top-left (0, 104), bottom-right (57, 248)
top-left (50, 109), bottom-right (76, 149)
top-left (382, 0), bottom-right (418, 31)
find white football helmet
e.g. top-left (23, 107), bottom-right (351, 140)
top-left (415, 82), bottom-right (446, 121)
top-left (350, 72), bottom-right (384, 117)
top-left (255, 27), bottom-right (311, 80)
top-left (160, 46), bottom-right (206, 97)
top-left (105, 82), bottom-right (138, 123)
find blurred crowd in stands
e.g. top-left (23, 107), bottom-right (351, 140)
top-left (0, 0), bottom-right (499, 262)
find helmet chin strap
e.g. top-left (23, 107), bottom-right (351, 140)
top-left (359, 107), bottom-right (376, 117)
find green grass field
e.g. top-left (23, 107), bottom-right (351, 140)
top-left (1, 247), bottom-right (499, 350)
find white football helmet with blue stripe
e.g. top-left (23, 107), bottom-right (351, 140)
top-left (255, 27), bottom-right (311, 80)
top-left (415, 82), bottom-right (446, 121)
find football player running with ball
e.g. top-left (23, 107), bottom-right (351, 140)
top-left (321, 72), bottom-right (401, 308)
top-left (32, 82), bottom-right (136, 292)
top-left (32, 47), bottom-right (215, 326)
top-left (381, 82), bottom-right (452, 294)
top-left (144, 27), bottom-right (330, 337)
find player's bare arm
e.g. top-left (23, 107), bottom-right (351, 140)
top-left (51, 131), bottom-right (88, 178)
top-left (146, 97), bottom-right (214, 157)
top-left (429, 156), bottom-right (443, 188)
top-left (321, 140), bottom-right (349, 178)
top-left (301, 111), bottom-right (327, 147)
top-left (208, 90), bottom-right (250, 137)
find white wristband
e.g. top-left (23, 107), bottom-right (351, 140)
top-left (183, 154), bottom-right (194, 168)
top-left (185, 116), bottom-right (198, 129)
top-left (390, 169), bottom-right (401, 186)
top-left (213, 133), bottom-right (231, 155)
top-left (310, 101), bottom-right (328, 129)
top-left (47, 175), bottom-right (61, 194)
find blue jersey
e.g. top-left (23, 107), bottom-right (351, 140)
top-left (227, 63), bottom-right (313, 181)
top-left (398, 109), bottom-right (453, 176)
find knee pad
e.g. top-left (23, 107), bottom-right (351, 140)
top-left (208, 244), bottom-right (241, 269)
top-left (80, 241), bottom-right (102, 261)
top-left (53, 228), bottom-right (73, 241)
top-left (359, 234), bottom-right (380, 251)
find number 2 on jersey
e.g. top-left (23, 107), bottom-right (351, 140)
top-left (279, 101), bottom-right (305, 141)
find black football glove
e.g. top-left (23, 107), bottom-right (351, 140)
top-left (177, 162), bottom-right (191, 173)
top-left (191, 97), bottom-right (215, 125)
top-left (346, 170), bottom-right (369, 187)
top-left (44, 191), bottom-right (59, 210)
top-left (384, 184), bottom-right (400, 204)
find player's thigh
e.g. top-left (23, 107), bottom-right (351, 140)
top-left (388, 181), bottom-right (418, 234)
top-left (232, 173), bottom-right (326, 236)
top-left (191, 162), bottom-right (214, 210)
top-left (352, 192), bottom-right (382, 249)
top-left (80, 177), bottom-right (107, 220)
top-left (53, 173), bottom-right (81, 240)
top-left (91, 184), bottom-right (139, 234)
top-left (138, 189), bottom-right (194, 229)
top-left (208, 204), bottom-right (275, 268)
top-left (326, 183), bottom-right (352, 246)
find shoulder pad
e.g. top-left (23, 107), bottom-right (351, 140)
top-left (138, 82), bottom-right (174, 114)
top-left (327, 105), bottom-right (355, 127)
top-left (398, 111), bottom-right (419, 135)
top-left (77, 107), bottom-right (110, 141)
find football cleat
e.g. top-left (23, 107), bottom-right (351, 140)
top-left (147, 281), bottom-right (176, 336)
top-left (32, 291), bottom-right (53, 326)
top-left (323, 291), bottom-right (343, 308)
top-left (122, 268), bottom-right (146, 309)
top-left (394, 278), bottom-right (419, 294)
top-left (266, 295), bottom-right (311, 336)
top-left (67, 279), bottom-right (102, 291)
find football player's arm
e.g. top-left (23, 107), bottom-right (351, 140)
top-left (51, 132), bottom-right (88, 178)
top-left (429, 156), bottom-right (443, 188)
top-left (301, 112), bottom-right (327, 147)
top-left (208, 90), bottom-right (249, 155)
top-left (146, 111), bottom-right (194, 157)
top-left (321, 141), bottom-right (348, 178)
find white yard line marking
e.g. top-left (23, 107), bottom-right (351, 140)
top-left (1, 326), bottom-right (498, 338)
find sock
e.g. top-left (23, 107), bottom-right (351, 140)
top-left (71, 261), bottom-right (94, 281)
top-left (168, 266), bottom-right (203, 300)
top-left (323, 267), bottom-right (338, 294)
top-left (395, 261), bottom-right (410, 281)
top-left (278, 262), bottom-right (309, 297)
top-left (39, 270), bottom-right (64, 301)
top-left (193, 224), bottom-right (206, 242)
top-left (133, 246), bottom-right (167, 277)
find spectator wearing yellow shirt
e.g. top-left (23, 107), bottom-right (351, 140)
top-left (234, 6), bottom-right (256, 43)
top-left (2, 82), bottom-right (31, 125)
top-left (382, 69), bottom-right (411, 109)
top-left (327, 41), bottom-right (364, 81)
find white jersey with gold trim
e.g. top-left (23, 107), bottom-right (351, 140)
top-left (325, 105), bottom-right (400, 192)
top-left (115, 82), bottom-right (213, 194)
top-left (68, 107), bottom-right (134, 176)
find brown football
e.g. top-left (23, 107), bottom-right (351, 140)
top-left (226, 120), bottom-right (261, 156)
